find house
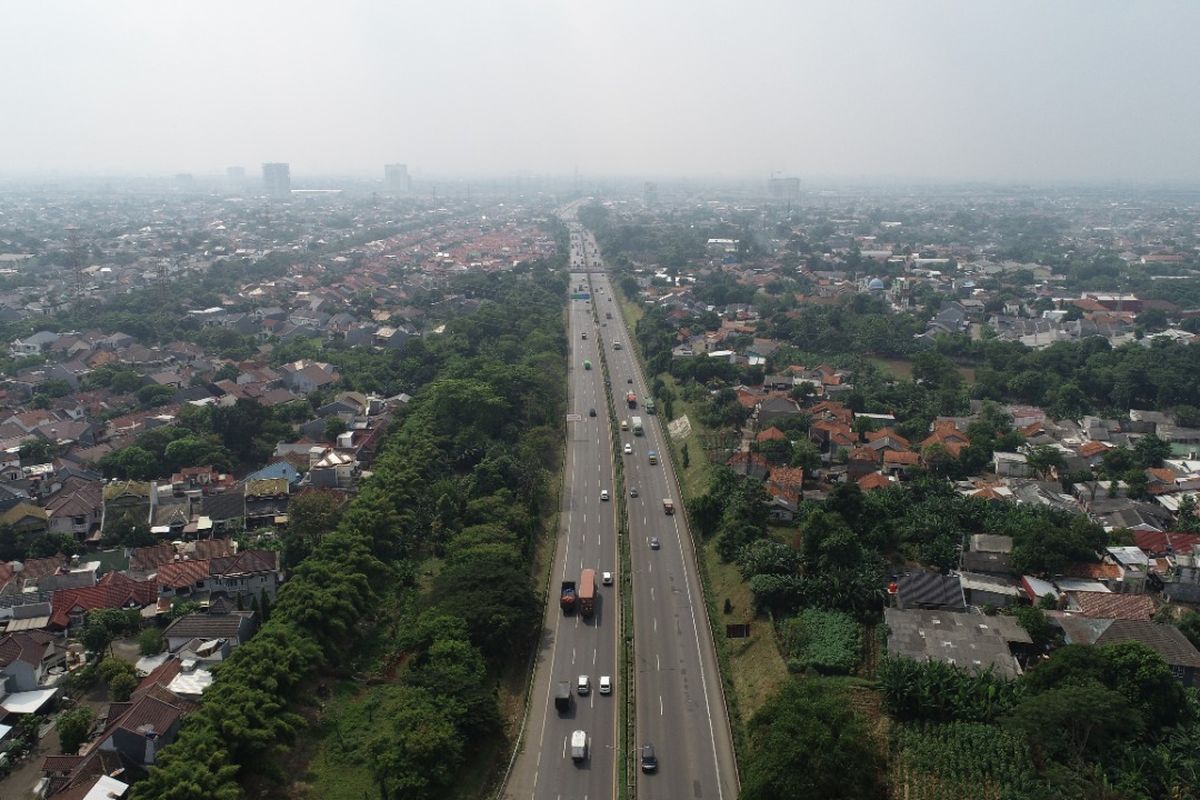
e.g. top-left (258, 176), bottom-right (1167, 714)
top-left (894, 572), bottom-right (966, 611)
top-left (957, 572), bottom-right (1023, 608)
top-left (48, 572), bottom-right (157, 631)
top-left (884, 607), bottom-right (1030, 678)
top-left (10, 331), bottom-right (61, 357)
top-left (200, 489), bottom-right (245, 535)
top-left (307, 447), bottom-right (356, 489)
top-left (1064, 591), bottom-right (1156, 621)
top-left (1, 501), bottom-right (49, 536)
top-left (0, 630), bottom-right (65, 691)
top-left (244, 461), bottom-right (302, 486)
top-left (94, 689), bottom-right (194, 767)
top-left (758, 396), bottom-right (802, 427)
top-left (280, 359), bottom-right (340, 393)
top-left (847, 446), bottom-right (879, 481)
top-left (44, 482), bottom-right (103, 544)
top-left (244, 478), bottom-right (288, 529)
top-left (102, 481), bottom-right (152, 532)
top-left (128, 539), bottom-right (232, 578)
top-left (726, 451), bottom-right (769, 481)
top-left (1057, 617), bottom-right (1200, 687)
top-left (162, 605), bottom-right (257, 653)
top-left (992, 452), bottom-right (1032, 478)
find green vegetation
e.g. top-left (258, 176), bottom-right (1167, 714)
top-left (740, 678), bottom-right (883, 800)
top-left (57, 706), bottom-right (95, 755)
top-left (779, 609), bottom-right (862, 675)
top-left (128, 267), bottom-right (567, 800)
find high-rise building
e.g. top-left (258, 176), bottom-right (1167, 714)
top-left (226, 166), bottom-right (245, 181)
top-left (384, 163), bottom-right (412, 193)
top-left (262, 163), bottom-right (291, 198)
top-left (643, 181), bottom-right (658, 208)
top-left (767, 176), bottom-right (800, 201)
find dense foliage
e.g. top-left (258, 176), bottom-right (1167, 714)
top-left (740, 678), bottom-right (883, 800)
top-left (128, 267), bottom-right (567, 800)
top-left (779, 609), bottom-right (862, 675)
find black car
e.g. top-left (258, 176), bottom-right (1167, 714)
top-left (641, 744), bottom-right (658, 773)
top-left (589, 408), bottom-right (597, 417)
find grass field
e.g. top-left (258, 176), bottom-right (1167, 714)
top-left (872, 356), bottom-right (976, 384)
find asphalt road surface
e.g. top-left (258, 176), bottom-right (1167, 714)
top-left (503, 251), bottom-right (620, 797)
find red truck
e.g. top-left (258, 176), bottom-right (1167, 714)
top-left (578, 569), bottom-right (596, 617)
top-left (626, 392), bottom-right (637, 408)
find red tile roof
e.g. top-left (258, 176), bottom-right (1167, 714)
top-left (1071, 591), bottom-right (1156, 621)
top-left (857, 472), bottom-right (893, 491)
top-left (1134, 530), bottom-right (1200, 556)
top-left (49, 572), bottom-right (157, 629)
top-left (155, 558), bottom-right (211, 591)
top-left (756, 427), bottom-right (787, 442)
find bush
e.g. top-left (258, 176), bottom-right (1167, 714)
top-left (57, 706), bottom-right (95, 754)
top-left (780, 609), bottom-right (862, 674)
top-left (138, 628), bottom-right (165, 656)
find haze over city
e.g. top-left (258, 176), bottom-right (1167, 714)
top-left (3, 0), bottom-right (1199, 181)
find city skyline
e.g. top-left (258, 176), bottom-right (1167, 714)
top-left (2, 1), bottom-right (1199, 182)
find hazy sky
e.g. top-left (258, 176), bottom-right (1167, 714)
top-left (3, 1), bottom-right (1198, 181)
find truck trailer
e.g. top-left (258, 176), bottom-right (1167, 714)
top-left (631, 416), bottom-right (643, 435)
top-left (578, 569), bottom-right (596, 617)
top-left (626, 392), bottom-right (637, 409)
top-left (555, 681), bottom-right (572, 712)
top-left (571, 730), bottom-right (588, 762)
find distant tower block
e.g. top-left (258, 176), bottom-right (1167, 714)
top-left (262, 162), bottom-right (291, 198)
top-left (226, 166), bottom-right (245, 181)
top-left (643, 181), bottom-right (658, 208)
top-left (767, 176), bottom-right (800, 201)
top-left (384, 163), bottom-right (412, 193)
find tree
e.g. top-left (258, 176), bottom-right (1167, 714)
top-left (109, 671), bottom-right (138, 702)
top-left (281, 490), bottom-right (343, 569)
top-left (790, 438), bottom-right (821, 473)
top-left (138, 628), bottom-right (165, 656)
top-left (57, 706), bottom-right (94, 754)
top-left (1177, 610), bottom-right (1200, 649)
top-left (1005, 681), bottom-right (1134, 763)
top-left (1026, 445), bottom-right (1066, 480)
top-left (741, 678), bottom-right (882, 800)
top-left (324, 416), bottom-right (348, 441)
top-left (1133, 433), bottom-right (1171, 469)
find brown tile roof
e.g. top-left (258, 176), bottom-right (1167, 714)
top-left (154, 559), bottom-right (211, 590)
top-left (883, 450), bottom-right (920, 466)
top-left (1062, 562), bottom-right (1123, 580)
top-left (49, 572), bottom-right (157, 629)
top-left (857, 472), bottom-right (893, 491)
top-left (1071, 591), bottom-right (1156, 621)
top-left (210, 549), bottom-right (278, 576)
top-left (756, 426), bottom-right (787, 442)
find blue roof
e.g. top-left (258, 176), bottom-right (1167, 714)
top-left (245, 461), bottom-right (301, 485)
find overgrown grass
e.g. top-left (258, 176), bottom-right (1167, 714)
top-left (703, 538), bottom-right (789, 723)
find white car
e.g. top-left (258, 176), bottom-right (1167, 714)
top-left (599, 675), bottom-right (612, 695)
top-left (602, 571), bottom-right (613, 586)
top-left (623, 443), bottom-right (632, 455)
top-left (600, 489), bottom-right (609, 501)
top-left (577, 675), bottom-right (590, 695)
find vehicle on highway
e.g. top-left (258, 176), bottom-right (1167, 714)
top-left (577, 675), bottom-right (590, 695)
top-left (600, 489), bottom-right (609, 501)
top-left (589, 407), bottom-right (596, 417)
top-left (581, 332), bottom-right (587, 339)
top-left (623, 443), bottom-right (632, 455)
top-left (613, 341), bottom-right (622, 350)
top-left (626, 378), bottom-right (633, 384)
top-left (599, 675), bottom-right (612, 694)
top-left (629, 487), bottom-right (638, 497)
top-left (602, 570), bottom-right (613, 586)
top-left (555, 681), bottom-right (572, 712)
top-left (571, 730), bottom-right (588, 763)
top-left (649, 536), bottom-right (661, 550)
top-left (641, 743), bottom-right (658, 772)
top-left (579, 569), bottom-right (596, 617)
top-left (626, 392), bottom-right (637, 409)
top-left (663, 498), bottom-right (674, 514)
top-left (632, 416), bottom-right (643, 435)
top-left (583, 359), bottom-right (591, 370)
top-left (560, 580), bottom-right (577, 614)
top-left (648, 450), bottom-right (658, 464)
top-left (605, 311), bottom-right (612, 319)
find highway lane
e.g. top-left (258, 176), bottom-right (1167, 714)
top-left (586, 248), bottom-right (739, 800)
top-left (503, 256), bottom-right (620, 798)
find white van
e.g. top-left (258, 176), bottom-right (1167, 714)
top-left (577, 674), bottom-right (590, 695)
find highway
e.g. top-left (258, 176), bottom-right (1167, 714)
top-left (503, 214), bottom-right (737, 800)
top-left (581, 231), bottom-right (739, 800)
top-left (503, 231), bottom-right (620, 800)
